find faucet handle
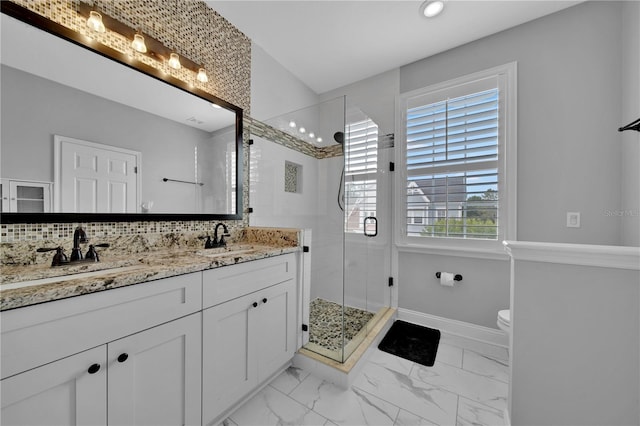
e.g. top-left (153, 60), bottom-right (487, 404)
top-left (37, 246), bottom-right (69, 267)
top-left (85, 243), bottom-right (109, 262)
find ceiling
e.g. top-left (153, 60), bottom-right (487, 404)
top-left (208, 0), bottom-right (583, 94)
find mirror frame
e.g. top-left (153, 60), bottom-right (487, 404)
top-left (1, 2), bottom-right (243, 224)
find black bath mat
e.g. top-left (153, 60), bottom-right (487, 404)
top-left (378, 320), bottom-right (440, 367)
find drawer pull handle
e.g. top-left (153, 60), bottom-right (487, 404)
top-left (88, 363), bottom-right (101, 374)
top-left (252, 302), bottom-right (258, 308)
top-left (262, 298), bottom-right (268, 304)
top-left (117, 353), bottom-right (129, 363)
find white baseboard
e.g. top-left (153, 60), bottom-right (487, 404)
top-left (397, 308), bottom-right (508, 348)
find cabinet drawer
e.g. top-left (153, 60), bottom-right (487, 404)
top-left (1, 272), bottom-right (202, 379)
top-left (203, 253), bottom-right (295, 309)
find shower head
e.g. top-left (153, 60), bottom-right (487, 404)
top-left (333, 131), bottom-right (344, 144)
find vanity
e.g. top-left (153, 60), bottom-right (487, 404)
top-left (0, 4), bottom-right (302, 424)
top-left (0, 239), bottom-right (301, 426)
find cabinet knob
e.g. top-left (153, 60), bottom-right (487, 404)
top-left (117, 353), bottom-right (129, 363)
top-left (252, 302), bottom-right (258, 308)
top-left (87, 363), bottom-right (101, 374)
top-left (262, 298), bottom-right (268, 304)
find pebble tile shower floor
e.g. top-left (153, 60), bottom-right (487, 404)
top-left (223, 332), bottom-right (509, 425)
top-left (308, 298), bottom-right (375, 353)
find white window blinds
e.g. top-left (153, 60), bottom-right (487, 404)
top-left (345, 118), bottom-right (378, 233)
top-left (405, 88), bottom-right (499, 239)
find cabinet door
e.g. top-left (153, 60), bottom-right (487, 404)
top-left (8, 180), bottom-right (51, 213)
top-left (1, 346), bottom-right (107, 426)
top-left (202, 292), bottom-right (259, 425)
top-left (255, 279), bottom-right (296, 382)
top-left (107, 313), bottom-right (201, 426)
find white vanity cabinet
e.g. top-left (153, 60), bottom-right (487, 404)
top-left (202, 254), bottom-right (297, 425)
top-left (1, 272), bottom-right (202, 426)
top-left (107, 312), bottom-right (202, 426)
top-left (1, 346), bottom-right (108, 425)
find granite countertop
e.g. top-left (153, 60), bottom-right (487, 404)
top-left (0, 244), bottom-right (299, 311)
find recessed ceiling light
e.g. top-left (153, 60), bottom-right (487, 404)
top-left (289, 121), bottom-right (297, 128)
top-left (420, 0), bottom-right (444, 18)
top-left (299, 127), bottom-right (306, 134)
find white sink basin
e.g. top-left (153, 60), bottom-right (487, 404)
top-left (1, 265), bottom-right (147, 291)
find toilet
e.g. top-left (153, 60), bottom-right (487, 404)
top-left (497, 309), bottom-right (511, 333)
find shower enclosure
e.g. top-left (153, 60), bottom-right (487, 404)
top-left (247, 97), bottom-right (392, 363)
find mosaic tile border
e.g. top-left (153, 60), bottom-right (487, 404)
top-left (0, 220), bottom-right (245, 243)
top-left (245, 116), bottom-right (344, 160)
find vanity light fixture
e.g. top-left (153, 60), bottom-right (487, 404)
top-left (420, 0), bottom-right (444, 18)
top-left (197, 68), bottom-right (209, 83)
top-left (131, 33), bottom-right (147, 53)
top-left (168, 52), bottom-right (182, 70)
top-left (86, 10), bottom-right (106, 33)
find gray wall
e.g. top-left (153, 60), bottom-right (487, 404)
top-left (393, 1), bottom-right (633, 329)
top-left (621, 1), bottom-right (640, 247)
top-left (510, 259), bottom-right (639, 425)
top-left (1, 65), bottom-right (226, 214)
top-left (250, 42), bottom-right (319, 121)
top-left (401, 1), bottom-right (625, 246)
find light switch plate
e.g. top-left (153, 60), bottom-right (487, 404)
top-left (567, 212), bottom-right (581, 228)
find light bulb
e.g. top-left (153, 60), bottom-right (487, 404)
top-left (309, 132), bottom-right (315, 138)
top-left (168, 53), bottom-right (182, 70)
top-left (289, 121), bottom-right (296, 128)
top-left (131, 34), bottom-right (147, 53)
top-left (87, 11), bottom-right (106, 33)
top-left (299, 127), bottom-right (306, 133)
top-left (197, 68), bottom-right (209, 83)
top-left (316, 137), bottom-right (323, 143)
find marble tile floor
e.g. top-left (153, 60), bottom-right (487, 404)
top-left (222, 332), bottom-right (509, 426)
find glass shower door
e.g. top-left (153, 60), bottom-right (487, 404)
top-left (341, 107), bottom-right (392, 362)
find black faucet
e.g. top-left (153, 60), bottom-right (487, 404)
top-left (212, 223), bottom-right (230, 248)
top-left (37, 226), bottom-right (109, 266)
top-left (70, 226), bottom-right (89, 262)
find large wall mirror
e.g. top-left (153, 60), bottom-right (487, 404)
top-left (0, 3), bottom-right (243, 223)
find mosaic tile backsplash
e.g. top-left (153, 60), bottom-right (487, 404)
top-left (0, 225), bottom-right (299, 266)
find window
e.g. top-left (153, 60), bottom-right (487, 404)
top-left (398, 63), bottom-right (517, 246)
top-left (344, 118), bottom-right (378, 234)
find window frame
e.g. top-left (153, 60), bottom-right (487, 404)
top-left (395, 62), bottom-right (517, 255)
